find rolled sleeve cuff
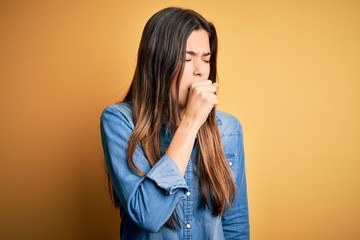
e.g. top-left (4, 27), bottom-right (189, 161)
top-left (146, 155), bottom-right (188, 195)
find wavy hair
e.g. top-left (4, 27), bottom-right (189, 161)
top-left (108, 7), bottom-right (236, 229)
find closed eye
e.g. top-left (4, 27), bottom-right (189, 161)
top-left (186, 51), bottom-right (211, 63)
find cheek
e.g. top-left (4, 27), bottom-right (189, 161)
top-left (170, 78), bottom-right (189, 105)
top-left (205, 65), bottom-right (211, 78)
top-left (179, 67), bottom-right (192, 91)
top-left (177, 76), bottom-right (191, 106)
top-left (178, 79), bottom-right (190, 103)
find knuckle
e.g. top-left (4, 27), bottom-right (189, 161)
top-left (193, 87), bottom-right (201, 95)
top-left (200, 92), bottom-right (207, 99)
top-left (189, 82), bottom-right (198, 89)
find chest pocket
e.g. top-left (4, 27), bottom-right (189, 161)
top-left (221, 131), bottom-right (239, 183)
top-left (226, 153), bottom-right (237, 183)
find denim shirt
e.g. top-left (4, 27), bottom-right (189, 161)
top-left (100, 102), bottom-right (250, 240)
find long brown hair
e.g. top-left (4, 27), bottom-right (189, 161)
top-left (109, 7), bottom-right (236, 228)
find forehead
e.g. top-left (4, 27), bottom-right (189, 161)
top-left (186, 29), bottom-right (210, 52)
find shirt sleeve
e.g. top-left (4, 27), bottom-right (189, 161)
top-left (221, 121), bottom-right (250, 239)
top-left (100, 105), bottom-right (188, 232)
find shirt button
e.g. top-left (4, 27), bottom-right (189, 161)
top-left (186, 191), bottom-right (191, 196)
top-left (229, 162), bottom-right (233, 166)
top-left (186, 223), bottom-right (191, 229)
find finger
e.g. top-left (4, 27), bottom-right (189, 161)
top-left (207, 96), bottom-right (219, 107)
top-left (189, 80), bottom-right (212, 90)
top-left (201, 93), bottom-right (218, 105)
top-left (211, 82), bottom-right (219, 93)
top-left (193, 84), bottom-right (217, 94)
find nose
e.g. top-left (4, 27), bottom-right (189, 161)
top-left (193, 59), bottom-right (205, 77)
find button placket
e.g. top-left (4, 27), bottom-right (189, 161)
top-left (183, 155), bottom-right (194, 239)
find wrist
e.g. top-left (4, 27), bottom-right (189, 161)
top-left (180, 113), bottom-right (202, 135)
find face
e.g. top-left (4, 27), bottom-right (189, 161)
top-left (176, 29), bottom-right (211, 109)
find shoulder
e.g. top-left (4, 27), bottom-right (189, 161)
top-left (215, 110), bottom-right (243, 136)
top-left (101, 101), bottom-right (134, 128)
top-left (102, 101), bottom-right (133, 116)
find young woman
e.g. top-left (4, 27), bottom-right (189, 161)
top-left (100, 7), bottom-right (249, 239)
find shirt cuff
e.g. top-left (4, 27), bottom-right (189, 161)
top-left (146, 155), bottom-right (188, 195)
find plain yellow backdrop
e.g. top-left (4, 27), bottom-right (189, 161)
top-left (1, 0), bottom-right (359, 239)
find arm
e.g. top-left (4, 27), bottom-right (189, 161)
top-left (100, 105), bottom-right (187, 232)
top-left (100, 81), bottom-right (217, 232)
top-left (222, 122), bottom-right (250, 239)
top-left (167, 80), bottom-right (218, 175)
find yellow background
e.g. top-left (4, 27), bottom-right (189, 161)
top-left (1, 0), bottom-right (359, 239)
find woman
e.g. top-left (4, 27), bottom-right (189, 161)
top-left (100, 7), bottom-right (249, 239)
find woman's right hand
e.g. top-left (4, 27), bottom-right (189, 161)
top-left (182, 79), bottom-right (218, 130)
top-left (166, 80), bottom-right (218, 175)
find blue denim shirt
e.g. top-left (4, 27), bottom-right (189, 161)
top-left (100, 102), bottom-right (249, 240)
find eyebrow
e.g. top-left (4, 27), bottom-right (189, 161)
top-left (186, 51), bottom-right (211, 57)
